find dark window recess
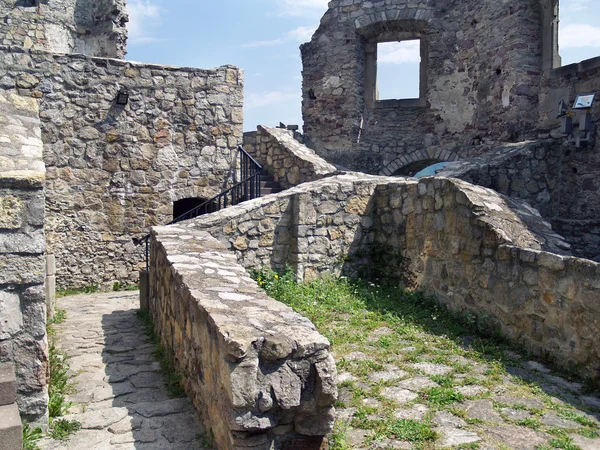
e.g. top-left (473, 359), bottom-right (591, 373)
top-left (16, 0), bottom-right (39, 7)
top-left (173, 197), bottom-right (211, 220)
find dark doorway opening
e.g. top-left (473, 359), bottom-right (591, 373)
top-left (173, 197), bottom-right (210, 221)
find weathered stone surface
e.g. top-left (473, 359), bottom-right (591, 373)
top-left (149, 228), bottom-right (336, 448)
top-left (380, 387), bottom-right (418, 405)
top-left (480, 425), bottom-right (549, 449)
top-left (243, 126), bottom-right (337, 190)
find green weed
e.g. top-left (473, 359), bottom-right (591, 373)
top-left (22, 423), bottom-right (43, 450)
top-left (50, 419), bottom-right (81, 440)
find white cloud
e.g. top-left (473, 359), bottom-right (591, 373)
top-left (127, 0), bottom-right (163, 44)
top-left (378, 41), bottom-right (421, 64)
top-left (246, 91), bottom-right (299, 109)
top-left (277, 0), bottom-right (329, 17)
top-left (242, 25), bottom-right (316, 48)
top-left (560, 23), bottom-right (600, 48)
top-left (561, 0), bottom-right (592, 12)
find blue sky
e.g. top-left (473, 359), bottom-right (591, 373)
top-left (126, 0), bottom-right (600, 133)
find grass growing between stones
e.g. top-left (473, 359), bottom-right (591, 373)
top-left (47, 309), bottom-right (81, 441)
top-left (136, 309), bottom-right (186, 398)
top-left (22, 422), bottom-right (43, 450)
top-left (252, 269), bottom-right (600, 450)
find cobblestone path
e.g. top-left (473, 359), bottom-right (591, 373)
top-left (40, 291), bottom-right (206, 449)
top-left (334, 328), bottom-right (600, 449)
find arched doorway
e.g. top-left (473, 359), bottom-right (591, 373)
top-left (392, 159), bottom-right (450, 177)
top-left (173, 197), bottom-right (211, 221)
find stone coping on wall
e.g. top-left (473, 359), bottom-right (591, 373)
top-left (549, 55), bottom-right (600, 78)
top-left (0, 44), bottom-right (240, 75)
top-left (149, 226), bottom-right (337, 449)
top-left (243, 126), bottom-right (338, 188)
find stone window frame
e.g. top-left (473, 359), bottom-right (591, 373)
top-left (364, 30), bottom-right (428, 109)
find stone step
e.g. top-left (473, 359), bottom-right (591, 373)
top-left (0, 363), bottom-right (17, 407)
top-left (0, 402), bottom-right (22, 450)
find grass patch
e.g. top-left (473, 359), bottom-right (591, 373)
top-left (112, 282), bottom-right (138, 292)
top-left (137, 309), bottom-right (185, 398)
top-left (23, 423), bottom-right (43, 450)
top-left (56, 285), bottom-right (99, 298)
top-left (50, 419), bottom-right (82, 441)
top-left (46, 310), bottom-right (81, 441)
top-left (375, 419), bottom-right (437, 443)
top-left (421, 387), bottom-right (464, 406)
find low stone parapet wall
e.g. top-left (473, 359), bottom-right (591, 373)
top-left (376, 178), bottom-right (599, 380)
top-left (171, 174), bottom-right (600, 382)
top-left (243, 126), bottom-right (337, 189)
top-left (148, 226), bottom-right (337, 450)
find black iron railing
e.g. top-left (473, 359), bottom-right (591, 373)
top-left (135, 146), bottom-right (262, 269)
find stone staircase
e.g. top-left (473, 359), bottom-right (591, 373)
top-left (0, 363), bottom-right (22, 450)
top-left (259, 168), bottom-right (283, 196)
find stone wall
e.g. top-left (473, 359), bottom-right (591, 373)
top-left (0, 45), bottom-right (244, 288)
top-left (0, 91), bottom-right (48, 424)
top-left (0, 0), bottom-right (128, 58)
top-left (538, 56), bottom-right (600, 260)
top-left (243, 125), bottom-right (337, 189)
top-left (301, 0), bottom-right (545, 175)
top-left (176, 174), bottom-right (381, 281)
top-left (170, 174), bottom-right (600, 381)
top-left (149, 226), bottom-right (337, 450)
top-left (438, 139), bottom-right (600, 261)
top-left (375, 178), bottom-right (599, 380)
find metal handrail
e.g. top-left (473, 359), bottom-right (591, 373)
top-left (135, 146), bottom-right (263, 270)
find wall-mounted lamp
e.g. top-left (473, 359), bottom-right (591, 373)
top-left (115, 89), bottom-right (129, 106)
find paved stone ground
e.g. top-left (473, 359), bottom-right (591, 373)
top-left (334, 326), bottom-right (600, 449)
top-left (39, 291), bottom-right (207, 449)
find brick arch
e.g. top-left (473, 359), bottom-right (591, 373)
top-left (380, 149), bottom-right (460, 176)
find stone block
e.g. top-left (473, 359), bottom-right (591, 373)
top-left (0, 402), bottom-right (22, 450)
top-left (0, 363), bottom-right (17, 406)
top-left (0, 291), bottom-right (22, 341)
top-left (0, 195), bottom-right (23, 230)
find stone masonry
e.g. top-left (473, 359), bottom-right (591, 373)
top-left (149, 226), bottom-right (337, 449)
top-left (243, 126), bottom-right (337, 189)
top-left (301, 0), bottom-right (549, 174)
top-left (0, 90), bottom-right (48, 424)
top-left (0, 0), bottom-right (128, 58)
top-left (171, 173), bottom-right (600, 382)
top-left (0, 45), bottom-right (244, 288)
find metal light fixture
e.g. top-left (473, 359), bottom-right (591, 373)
top-left (115, 88), bottom-right (129, 106)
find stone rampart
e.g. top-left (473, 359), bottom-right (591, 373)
top-left (243, 126), bottom-right (337, 189)
top-left (0, 91), bottom-right (48, 424)
top-left (168, 174), bottom-right (600, 381)
top-left (0, 0), bottom-right (128, 57)
top-left (148, 226), bottom-right (337, 450)
top-left (0, 45), bottom-right (243, 288)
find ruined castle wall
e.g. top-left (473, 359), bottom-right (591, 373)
top-left (301, 0), bottom-right (544, 175)
top-left (0, 0), bottom-right (127, 58)
top-left (243, 126), bottom-right (337, 189)
top-left (149, 227), bottom-right (336, 450)
top-left (0, 46), bottom-right (244, 288)
top-left (166, 174), bottom-right (599, 381)
top-left (0, 91), bottom-right (48, 424)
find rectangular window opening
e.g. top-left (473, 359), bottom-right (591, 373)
top-left (377, 40), bottom-right (421, 100)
